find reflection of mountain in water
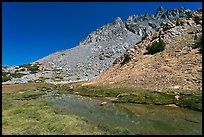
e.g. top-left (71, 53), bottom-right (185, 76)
top-left (43, 92), bottom-right (202, 135)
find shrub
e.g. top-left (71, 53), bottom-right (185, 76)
top-left (30, 71), bottom-right (38, 74)
top-left (28, 65), bottom-right (39, 72)
top-left (28, 80), bottom-right (33, 83)
top-left (19, 63), bottom-right (32, 68)
top-left (2, 72), bottom-right (10, 77)
top-left (20, 64), bottom-right (39, 71)
top-left (120, 54), bottom-right (131, 66)
top-left (55, 76), bottom-right (63, 79)
top-left (10, 72), bottom-right (26, 78)
top-left (146, 39), bottom-right (165, 54)
top-left (15, 70), bottom-right (20, 73)
top-left (2, 72), bottom-right (12, 82)
top-left (193, 13), bottom-right (202, 24)
top-left (19, 63), bottom-right (40, 73)
top-left (2, 71), bottom-right (25, 82)
top-left (20, 68), bottom-right (26, 71)
top-left (76, 77), bottom-right (81, 80)
top-left (2, 76), bottom-right (12, 82)
top-left (141, 34), bottom-right (148, 41)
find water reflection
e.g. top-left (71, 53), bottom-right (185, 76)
top-left (43, 93), bottom-right (202, 135)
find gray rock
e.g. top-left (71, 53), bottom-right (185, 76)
top-left (3, 7), bottom-right (194, 83)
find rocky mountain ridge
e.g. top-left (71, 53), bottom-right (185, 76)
top-left (91, 11), bottom-right (202, 94)
top-left (2, 7), bottom-right (197, 84)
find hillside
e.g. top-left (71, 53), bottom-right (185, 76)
top-left (91, 11), bottom-right (202, 94)
top-left (2, 5), bottom-right (202, 135)
top-left (2, 7), bottom-right (194, 84)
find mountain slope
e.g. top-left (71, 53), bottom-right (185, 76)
top-left (3, 7), bottom-right (194, 84)
top-left (91, 12), bottom-right (202, 94)
top-left (36, 17), bottom-right (140, 81)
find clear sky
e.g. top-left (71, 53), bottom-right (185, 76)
top-left (2, 2), bottom-right (202, 66)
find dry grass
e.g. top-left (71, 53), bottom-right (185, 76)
top-left (91, 26), bottom-right (202, 94)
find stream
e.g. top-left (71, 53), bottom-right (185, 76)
top-left (43, 92), bottom-right (202, 135)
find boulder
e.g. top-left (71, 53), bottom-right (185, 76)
top-left (100, 102), bottom-right (108, 106)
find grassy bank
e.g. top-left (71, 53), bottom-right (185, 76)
top-left (2, 83), bottom-right (202, 134)
top-left (55, 83), bottom-right (202, 112)
top-left (2, 83), bottom-right (138, 135)
top-left (2, 84), bottom-right (109, 135)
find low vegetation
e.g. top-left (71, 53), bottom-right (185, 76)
top-left (121, 54), bottom-right (131, 66)
top-left (175, 94), bottom-right (202, 111)
top-left (2, 71), bottom-right (26, 82)
top-left (11, 72), bottom-right (26, 78)
top-left (113, 91), bottom-right (175, 105)
top-left (2, 98), bottom-right (106, 135)
top-left (56, 84), bottom-right (202, 111)
top-left (141, 34), bottom-right (148, 41)
top-left (51, 76), bottom-right (64, 82)
top-left (20, 68), bottom-right (26, 71)
top-left (19, 63), bottom-right (40, 74)
top-left (36, 77), bottom-right (50, 83)
top-left (193, 11), bottom-right (202, 24)
top-left (2, 82), bottom-right (202, 135)
top-left (2, 84), bottom-right (107, 135)
top-left (2, 75), bottom-right (12, 82)
top-left (76, 77), bottom-right (81, 80)
top-left (2, 83), bottom-right (139, 135)
top-left (146, 39), bottom-right (165, 55)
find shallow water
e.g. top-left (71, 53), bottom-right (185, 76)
top-left (43, 93), bottom-right (202, 135)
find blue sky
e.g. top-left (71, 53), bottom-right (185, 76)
top-left (2, 2), bottom-right (202, 66)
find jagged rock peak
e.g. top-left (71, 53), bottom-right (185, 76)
top-left (114, 17), bottom-right (123, 23)
top-left (155, 6), bottom-right (167, 18)
top-left (113, 16), bottom-right (124, 26)
top-left (156, 6), bottom-right (165, 14)
top-left (125, 7), bottom-right (193, 37)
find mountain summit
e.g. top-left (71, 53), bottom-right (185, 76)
top-left (2, 7), bottom-right (195, 84)
top-left (91, 10), bottom-right (202, 93)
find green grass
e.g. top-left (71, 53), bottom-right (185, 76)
top-left (2, 87), bottom-right (106, 135)
top-left (3, 83), bottom-right (137, 135)
top-left (113, 91), bottom-right (175, 104)
top-left (175, 94), bottom-right (202, 111)
top-left (2, 83), bottom-right (202, 135)
top-left (96, 124), bottom-right (131, 135)
top-left (57, 85), bottom-right (129, 97)
top-left (11, 90), bottom-right (46, 100)
top-left (115, 92), bottom-right (202, 111)
top-left (2, 99), bottom-right (105, 135)
top-left (56, 84), bottom-right (202, 111)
